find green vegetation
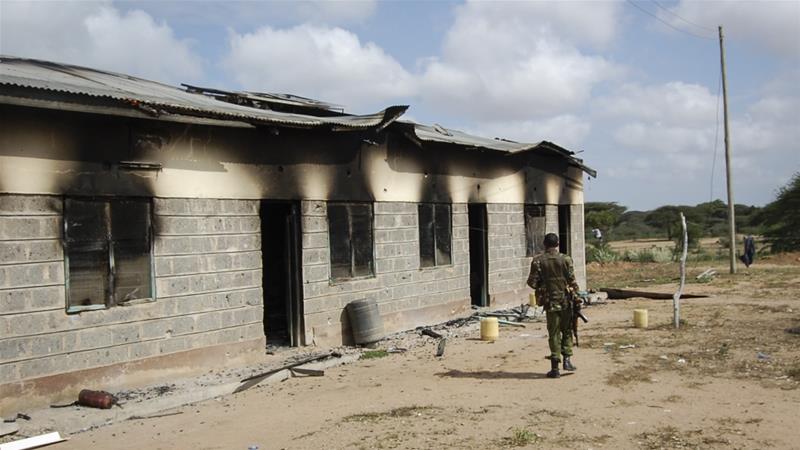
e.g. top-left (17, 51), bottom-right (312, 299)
top-left (753, 173), bottom-right (800, 252)
top-left (502, 427), bottom-right (540, 447)
top-left (360, 349), bottom-right (389, 360)
top-left (585, 200), bottom-right (765, 244)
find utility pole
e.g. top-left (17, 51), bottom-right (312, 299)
top-left (719, 25), bottom-right (736, 274)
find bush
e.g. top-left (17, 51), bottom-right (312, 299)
top-left (586, 241), bottom-right (620, 263)
top-left (622, 248), bottom-right (673, 263)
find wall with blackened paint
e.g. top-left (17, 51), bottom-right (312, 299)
top-left (0, 105), bottom-right (584, 206)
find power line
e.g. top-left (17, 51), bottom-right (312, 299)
top-left (652, 0), bottom-right (716, 33)
top-left (625, 0), bottom-right (716, 40)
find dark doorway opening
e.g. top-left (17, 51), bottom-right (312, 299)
top-left (468, 204), bottom-right (489, 307)
top-left (260, 201), bottom-right (304, 347)
top-left (558, 205), bottom-right (571, 255)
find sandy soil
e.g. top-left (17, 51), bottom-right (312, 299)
top-left (34, 258), bottom-right (800, 449)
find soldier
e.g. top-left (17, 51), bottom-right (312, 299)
top-left (527, 233), bottom-right (580, 378)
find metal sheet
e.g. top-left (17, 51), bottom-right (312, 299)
top-left (406, 122), bottom-right (596, 177)
top-left (0, 56), bottom-right (407, 130)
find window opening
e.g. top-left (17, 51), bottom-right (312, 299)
top-left (418, 203), bottom-right (452, 267)
top-left (328, 203), bottom-right (374, 280)
top-left (64, 198), bottom-right (153, 312)
top-left (524, 204), bottom-right (547, 256)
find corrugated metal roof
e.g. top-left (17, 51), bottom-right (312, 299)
top-left (0, 56), bottom-right (406, 129)
top-left (406, 122), bottom-right (596, 177)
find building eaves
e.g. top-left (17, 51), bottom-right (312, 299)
top-left (0, 56), bottom-right (407, 130)
top-left (403, 122), bottom-right (597, 178)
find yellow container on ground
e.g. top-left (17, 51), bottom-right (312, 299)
top-left (529, 292), bottom-right (537, 306)
top-left (480, 317), bottom-right (499, 341)
top-left (633, 309), bottom-right (648, 328)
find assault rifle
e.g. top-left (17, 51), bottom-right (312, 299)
top-left (569, 291), bottom-right (589, 346)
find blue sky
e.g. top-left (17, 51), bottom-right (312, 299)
top-left (1, 0), bottom-right (798, 210)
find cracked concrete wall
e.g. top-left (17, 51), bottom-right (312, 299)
top-left (300, 201), bottom-right (470, 346)
top-left (0, 195), bottom-right (264, 397)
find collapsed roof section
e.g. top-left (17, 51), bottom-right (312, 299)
top-left (398, 121), bottom-right (597, 178)
top-left (0, 56), bottom-right (407, 131)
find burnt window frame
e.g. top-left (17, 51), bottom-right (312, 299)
top-left (418, 203), bottom-right (453, 268)
top-left (524, 204), bottom-right (547, 257)
top-left (327, 202), bottom-right (375, 282)
top-left (63, 196), bottom-right (155, 313)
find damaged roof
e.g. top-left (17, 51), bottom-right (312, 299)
top-left (403, 122), bottom-right (597, 177)
top-left (0, 56), bottom-right (407, 130)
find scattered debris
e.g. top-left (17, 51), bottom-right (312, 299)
top-left (786, 327), bottom-right (800, 335)
top-left (696, 268), bottom-right (717, 280)
top-left (3, 414), bottom-right (31, 423)
top-left (496, 319), bottom-right (526, 328)
top-left (601, 288), bottom-right (709, 300)
top-left (619, 344), bottom-right (636, 350)
top-left (677, 358), bottom-right (687, 364)
top-left (234, 352), bottom-right (341, 393)
top-left (128, 411), bottom-right (184, 421)
top-left (756, 352), bottom-right (771, 360)
top-left (290, 368), bottom-right (324, 377)
top-left (0, 422), bottom-right (19, 438)
top-left (77, 390), bottom-right (118, 409)
top-left (420, 328), bottom-right (443, 339)
top-left (386, 347), bottom-right (407, 353)
top-left (435, 338), bottom-right (447, 357)
top-left (0, 431), bottom-right (67, 450)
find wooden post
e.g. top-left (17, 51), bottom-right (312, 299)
top-left (719, 25), bottom-right (737, 274)
top-left (673, 213), bottom-right (688, 329)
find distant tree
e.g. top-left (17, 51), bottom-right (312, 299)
top-left (754, 173), bottom-right (800, 252)
top-left (584, 202), bottom-right (626, 237)
top-left (644, 206), bottom-right (682, 240)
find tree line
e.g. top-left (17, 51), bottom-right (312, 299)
top-left (585, 172), bottom-right (799, 252)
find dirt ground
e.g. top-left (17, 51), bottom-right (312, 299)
top-left (36, 256), bottom-right (800, 449)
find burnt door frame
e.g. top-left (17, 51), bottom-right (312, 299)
top-left (468, 203), bottom-right (489, 307)
top-left (260, 200), bottom-right (305, 347)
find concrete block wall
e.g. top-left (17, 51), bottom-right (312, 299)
top-left (300, 201), bottom-right (470, 346)
top-left (569, 203), bottom-right (587, 290)
top-left (486, 204), bottom-right (529, 305)
top-left (485, 203), bottom-right (584, 305)
top-left (0, 195), bottom-right (264, 387)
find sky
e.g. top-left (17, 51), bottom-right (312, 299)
top-left (1, 0), bottom-right (798, 210)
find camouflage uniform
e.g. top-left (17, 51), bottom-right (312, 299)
top-left (527, 248), bottom-right (580, 362)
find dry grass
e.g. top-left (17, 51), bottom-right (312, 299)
top-left (342, 406), bottom-right (441, 423)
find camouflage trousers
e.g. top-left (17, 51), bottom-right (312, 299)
top-left (546, 306), bottom-right (573, 361)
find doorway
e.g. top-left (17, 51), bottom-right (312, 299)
top-left (260, 201), bottom-right (304, 347)
top-left (558, 205), bottom-right (571, 255)
top-left (468, 204), bottom-right (489, 307)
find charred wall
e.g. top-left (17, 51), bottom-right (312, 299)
top-left (0, 104), bottom-right (584, 205)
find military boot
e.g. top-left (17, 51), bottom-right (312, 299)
top-left (563, 356), bottom-right (576, 371)
top-left (546, 358), bottom-right (560, 378)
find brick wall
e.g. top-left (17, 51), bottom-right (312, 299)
top-left (0, 195), bottom-right (264, 387)
top-left (300, 201), bottom-right (470, 346)
top-left (486, 204), bottom-right (528, 303)
top-left (569, 203), bottom-right (587, 290)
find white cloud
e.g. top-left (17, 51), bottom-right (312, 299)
top-left (600, 82), bottom-right (717, 127)
top-left (468, 115), bottom-right (592, 151)
top-left (664, 0), bottom-right (800, 57)
top-left (0, 1), bottom-right (203, 84)
top-left (417, 1), bottom-right (624, 122)
top-left (224, 24), bottom-right (416, 112)
top-left (127, 0), bottom-right (377, 28)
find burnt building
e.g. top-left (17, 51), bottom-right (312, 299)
top-left (0, 57), bottom-right (594, 413)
